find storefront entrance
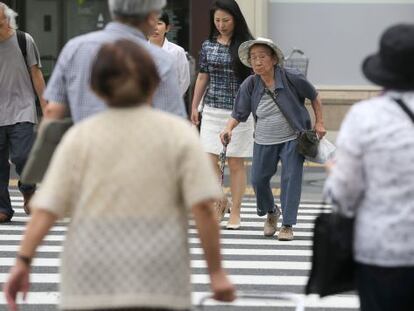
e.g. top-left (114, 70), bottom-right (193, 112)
top-left (6, 0), bottom-right (215, 80)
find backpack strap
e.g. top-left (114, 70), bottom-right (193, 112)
top-left (16, 30), bottom-right (28, 66)
top-left (393, 98), bottom-right (414, 124)
top-left (16, 30), bottom-right (43, 118)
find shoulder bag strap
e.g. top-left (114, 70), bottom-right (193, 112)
top-left (16, 30), bottom-right (32, 80)
top-left (393, 98), bottom-right (414, 124)
top-left (16, 30), bottom-right (42, 117)
top-left (263, 87), bottom-right (297, 131)
top-left (16, 30), bottom-right (28, 66)
top-left (16, 30), bottom-right (34, 84)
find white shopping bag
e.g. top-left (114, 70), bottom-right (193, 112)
top-left (306, 137), bottom-right (336, 164)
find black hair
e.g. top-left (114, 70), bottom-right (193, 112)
top-left (209, 0), bottom-right (254, 83)
top-left (159, 11), bottom-right (170, 27)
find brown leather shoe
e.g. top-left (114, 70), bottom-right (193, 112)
top-left (22, 191), bottom-right (35, 215)
top-left (0, 212), bottom-right (10, 223)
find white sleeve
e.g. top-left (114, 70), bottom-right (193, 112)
top-left (177, 49), bottom-right (190, 96)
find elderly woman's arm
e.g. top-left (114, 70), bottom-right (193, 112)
top-left (310, 94), bottom-right (327, 138)
top-left (192, 201), bottom-right (235, 302)
top-left (3, 209), bottom-right (57, 310)
top-left (220, 76), bottom-right (254, 144)
top-left (220, 117), bottom-right (240, 145)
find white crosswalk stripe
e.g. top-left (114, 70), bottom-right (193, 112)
top-left (0, 193), bottom-right (359, 310)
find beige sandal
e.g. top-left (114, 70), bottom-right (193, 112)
top-left (215, 197), bottom-right (232, 222)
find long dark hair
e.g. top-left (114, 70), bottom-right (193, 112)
top-left (209, 0), bottom-right (254, 83)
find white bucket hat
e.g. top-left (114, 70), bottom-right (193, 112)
top-left (238, 37), bottom-right (284, 68)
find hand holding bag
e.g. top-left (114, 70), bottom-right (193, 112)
top-left (296, 130), bottom-right (319, 158)
top-left (306, 137), bottom-right (336, 164)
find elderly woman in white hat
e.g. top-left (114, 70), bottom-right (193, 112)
top-left (324, 23), bottom-right (414, 311)
top-left (220, 38), bottom-right (326, 241)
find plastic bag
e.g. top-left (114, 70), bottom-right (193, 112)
top-left (306, 137), bottom-right (336, 164)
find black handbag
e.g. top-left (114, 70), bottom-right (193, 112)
top-left (306, 204), bottom-right (356, 297)
top-left (297, 130), bottom-right (319, 158)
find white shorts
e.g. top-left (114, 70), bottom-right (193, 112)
top-left (200, 106), bottom-right (254, 157)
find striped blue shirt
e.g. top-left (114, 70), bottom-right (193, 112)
top-left (44, 22), bottom-right (186, 122)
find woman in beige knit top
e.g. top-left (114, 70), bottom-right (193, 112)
top-left (4, 39), bottom-right (235, 311)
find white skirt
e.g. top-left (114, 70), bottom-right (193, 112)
top-left (200, 106), bottom-right (254, 157)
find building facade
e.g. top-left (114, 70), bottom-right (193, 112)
top-left (4, 0), bottom-right (413, 130)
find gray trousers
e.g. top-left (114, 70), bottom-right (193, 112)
top-left (251, 140), bottom-right (304, 225)
top-left (0, 122), bottom-right (36, 220)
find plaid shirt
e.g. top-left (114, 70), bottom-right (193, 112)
top-left (44, 22), bottom-right (186, 122)
top-left (199, 39), bottom-right (240, 110)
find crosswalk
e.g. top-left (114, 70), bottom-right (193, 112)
top-left (0, 188), bottom-right (359, 311)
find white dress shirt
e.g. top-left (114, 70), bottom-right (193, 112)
top-left (161, 38), bottom-right (190, 96)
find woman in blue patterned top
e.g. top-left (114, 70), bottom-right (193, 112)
top-left (191, 0), bottom-right (254, 229)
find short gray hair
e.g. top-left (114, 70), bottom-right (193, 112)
top-left (108, 0), bottom-right (166, 19)
top-left (0, 2), bottom-right (18, 29)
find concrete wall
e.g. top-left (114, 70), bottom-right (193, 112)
top-left (236, 0), bottom-right (410, 131)
top-left (236, 0), bottom-right (268, 37)
top-left (268, 0), bottom-right (414, 86)
top-left (305, 87), bottom-right (380, 131)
